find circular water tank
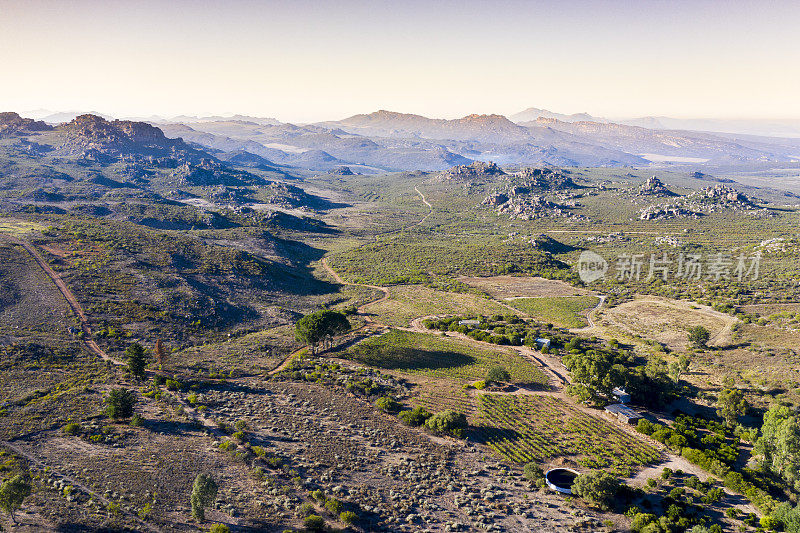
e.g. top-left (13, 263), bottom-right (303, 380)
top-left (545, 468), bottom-right (580, 495)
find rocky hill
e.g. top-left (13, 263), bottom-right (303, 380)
top-left (0, 112), bottom-right (53, 136)
top-left (54, 114), bottom-right (210, 164)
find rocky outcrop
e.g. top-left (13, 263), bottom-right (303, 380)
top-left (440, 161), bottom-right (505, 181)
top-left (639, 184), bottom-right (763, 220)
top-left (638, 176), bottom-right (676, 197)
top-left (512, 167), bottom-right (578, 191)
top-left (329, 166), bottom-right (355, 176)
top-left (0, 112), bottom-right (52, 136)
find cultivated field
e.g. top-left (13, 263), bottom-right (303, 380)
top-left (473, 394), bottom-right (661, 476)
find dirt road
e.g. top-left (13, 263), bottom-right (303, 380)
top-left (0, 440), bottom-right (163, 532)
top-left (2, 234), bottom-right (120, 365)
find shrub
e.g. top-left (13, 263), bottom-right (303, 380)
top-left (105, 388), bottom-right (136, 420)
top-left (0, 474), bottom-right (32, 522)
top-left (636, 419), bottom-right (656, 435)
top-left (165, 379), bottom-right (181, 391)
top-left (324, 498), bottom-right (342, 515)
top-left (62, 422), bottom-right (82, 435)
top-left (523, 462), bottom-right (544, 483)
top-left (571, 470), bottom-right (620, 511)
top-left (375, 396), bottom-right (401, 413)
top-left (340, 510), bottom-right (357, 524)
top-left (297, 502), bottom-right (314, 517)
top-left (130, 413), bottom-right (144, 427)
top-left (208, 525), bottom-right (230, 533)
top-left (398, 406), bottom-right (431, 427)
top-left (486, 366), bottom-right (511, 384)
top-left (424, 410), bottom-right (467, 437)
top-left (473, 380), bottom-right (486, 390)
top-left (304, 515), bottom-right (325, 531)
top-left (310, 489), bottom-right (326, 503)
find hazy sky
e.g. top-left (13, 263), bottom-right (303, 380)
top-left (2, 0), bottom-right (799, 122)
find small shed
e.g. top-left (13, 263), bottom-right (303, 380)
top-left (459, 319), bottom-right (480, 326)
top-left (534, 338), bottom-right (551, 349)
top-left (604, 403), bottom-right (642, 425)
top-left (612, 387), bottom-right (631, 404)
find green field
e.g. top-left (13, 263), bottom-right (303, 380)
top-left (344, 329), bottom-right (548, 386)
top-left (506, 295), bottom-right (599, 328)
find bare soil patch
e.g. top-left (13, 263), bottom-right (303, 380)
top-left (601, 296), bottom-right (735, 350)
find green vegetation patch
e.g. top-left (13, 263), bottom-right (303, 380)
top-left (506, 295), bottom-right (599, 328)
top-left (344, 329), bottom-right (547, 385)
top-left (0, 218), bottom-right (47, 235)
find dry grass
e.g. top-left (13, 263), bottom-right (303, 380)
top-left (0, 218), bottom-right (47, 236)
top-left (366, 284), bottom-right (511, 327)
top-left (458, 275), bottom-right (591, 299)
top-left (600, 296), bottom-right (734, 350)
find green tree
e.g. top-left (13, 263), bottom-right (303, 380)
top-left (688, 326), bottom-right (710, 348)
top-left (126, 342), bottom-right (147, 380)
top-left (571, 470), bottom-right (620, 511)
top-left (755, 404), bottom-right (800, 493)
top-left (716, 388), bottom-right (747, 427)
top-left (486, 365), bottom-right (511, 384)
top-left (0, 474), bottom-right (31, 523)
top-left (190, 474), bottom-right (218, 522)
top-left (105, 388), bottom-right (137, 420)
top-left (669, 354), bottom-right (691, 382)
top-left (295, 310), bottom-right (351, 354)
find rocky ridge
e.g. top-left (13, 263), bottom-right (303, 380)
top-left (639, 184), bottom-right (765, 220)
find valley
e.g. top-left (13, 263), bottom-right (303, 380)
top-left (1, 109), bottom-right (799, 533)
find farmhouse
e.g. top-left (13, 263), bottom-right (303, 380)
top-left (604, 403), bottom-right (643, 425)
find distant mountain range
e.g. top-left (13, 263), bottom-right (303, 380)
top-left (11, 108), bottom-right (800, 172)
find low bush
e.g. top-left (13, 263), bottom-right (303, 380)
top-left (304, 515), bottom-right (325, 531)
top-left (398, 406), bottom-right (431, 427)
top-left (62, 422), bottom-right (81, 435)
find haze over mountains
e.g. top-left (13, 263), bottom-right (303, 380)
top-left (12, 108), bottom-right (800, 173)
